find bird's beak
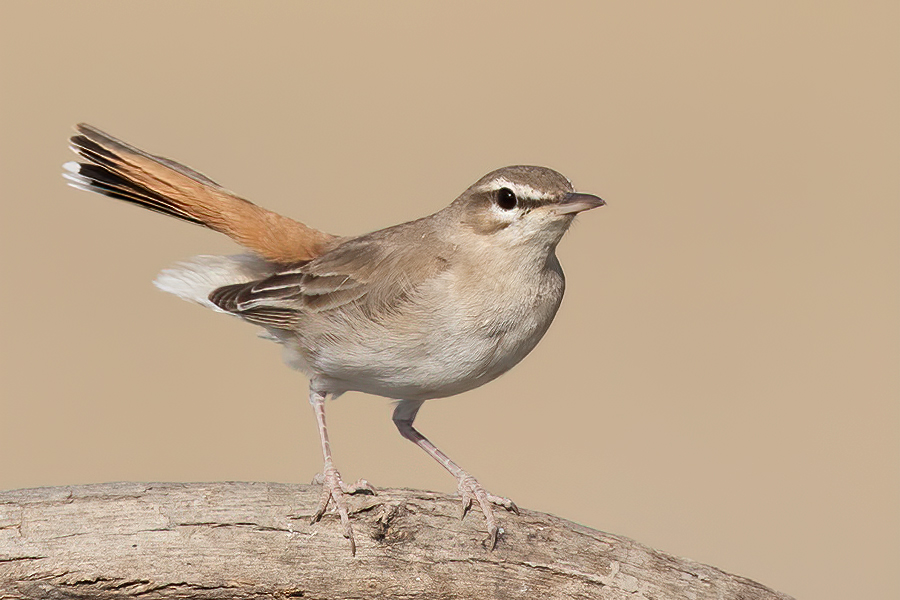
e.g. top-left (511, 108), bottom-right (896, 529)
top-left (555, 192), bottom-right (606, 215)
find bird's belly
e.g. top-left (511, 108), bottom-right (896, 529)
top-left (292, 271), bottom-right (564, 400)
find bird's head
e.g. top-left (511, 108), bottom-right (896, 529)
top-left (452, 166), bottom-right (605, 251)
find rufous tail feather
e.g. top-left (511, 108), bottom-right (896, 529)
top-left (64, 123), bottom-right (337, 263)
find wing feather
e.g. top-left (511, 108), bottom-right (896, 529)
top-left (206, 220), bottom-right (455, 328)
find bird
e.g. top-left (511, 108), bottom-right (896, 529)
top-left (63, 123), bottom-right (605, 554)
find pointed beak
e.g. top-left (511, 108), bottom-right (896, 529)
top-left (555, 192), bottom-right (606, 215)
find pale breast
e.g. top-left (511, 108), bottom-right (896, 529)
top-left (293, 252), bottom-right (566, 401)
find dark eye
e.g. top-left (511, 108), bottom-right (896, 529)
top-left (496, 187), bottom-right (517, 210)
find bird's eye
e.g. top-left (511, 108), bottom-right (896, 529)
top-left (496, 187), bottom-right (517, 210)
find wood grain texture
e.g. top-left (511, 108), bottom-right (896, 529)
top-left (0, 483), bottom-right (792, 600)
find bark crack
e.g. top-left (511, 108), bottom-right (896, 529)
top-left (0, 483), bottom-right (793, 600)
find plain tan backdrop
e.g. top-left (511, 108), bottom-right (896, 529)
top-left (1, 2), bottom-right (897, 599)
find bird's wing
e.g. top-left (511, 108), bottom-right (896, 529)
top-left (65, 123), bottom-right (338, 263)
top-left (207, 221), bottom-right (454, 329)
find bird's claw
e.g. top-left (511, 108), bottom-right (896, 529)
top-left (456, 473), bottom-right (518, 550)
top-left (310, 464), bottom-right (376, 556)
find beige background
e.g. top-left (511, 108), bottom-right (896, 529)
top-left (1, 2), bottom-right (897, 598)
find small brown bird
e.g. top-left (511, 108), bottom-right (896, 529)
top-left (64, 124), bottom-right (605, 554)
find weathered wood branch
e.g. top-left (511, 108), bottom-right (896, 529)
top-left (0, 482), bottom-right (791, 599)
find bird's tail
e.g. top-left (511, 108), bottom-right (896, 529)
top-left (64, 123), bottom-right (337, 264)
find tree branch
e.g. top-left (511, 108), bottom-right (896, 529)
top-left (0, 482), bottom-right (791, 599)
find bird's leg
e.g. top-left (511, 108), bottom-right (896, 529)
top-left (308, 388), bottom-right (375, 556)
top-left (392, 400), bottom-right (518, 549)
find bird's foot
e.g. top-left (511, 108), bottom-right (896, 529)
top-left (456, 472), bottom-right (519, 550)
top-left (311, 464), bottom-right (376, 556)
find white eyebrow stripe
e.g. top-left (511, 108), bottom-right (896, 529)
top-left (478, 177), bottom-right (554, 201)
